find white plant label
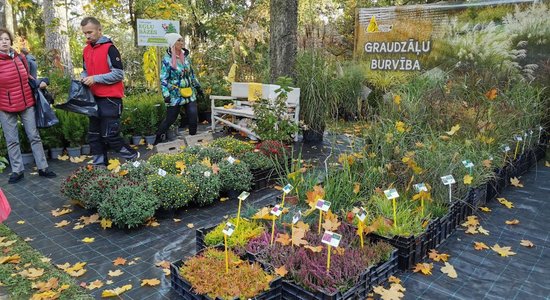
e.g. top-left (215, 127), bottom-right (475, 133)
top-left (315, 199), bottom-right (331, 212)
top-left (238, 191), bottom-right (250, 201)
top-left (157, 168), bottom-right (167, 177)
top-left (384, 188), bottom-right (399, 200)
top-left (222, 222), bottom-right (235, 236)
top-left (132, 161), bottom-right (141, 168)
top-left (413, 183), bottom-right (428, 193)
top-left (441, 175), bottom-right (456, 185)
top-left (270, 205), bottom-right (283, 217)
top-left (283, 184), bottom-right (294, 194)
top-left (462, 160), bottom-right (474, 168)
top-left (292, 210), bottom-right (302, 225)
top-left (321, 230), bottom-right (342, 247)
top-left (356, 207), bottom-right (368, 222)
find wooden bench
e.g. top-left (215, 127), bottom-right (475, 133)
top-left (210, 82), bottom-right (300, 141)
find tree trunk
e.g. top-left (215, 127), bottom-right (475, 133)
top-left (0, 0), bottom-right (14, 33)
top-left (269, 0), bottom-right (297, 83)
top-left (42, 0), bottom-right (73, 77)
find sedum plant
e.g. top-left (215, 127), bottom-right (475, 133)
top-left (205, 217), bottom-right (264, 248)
top-left (179, 248), bottom-right (274, 300)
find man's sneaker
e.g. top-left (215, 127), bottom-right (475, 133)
top-left (8, 172), bottom-right (24, 184)
top-left (38, 169), bottom-right (57, 178)
top-left (120, 147), bottom-right (140, 161)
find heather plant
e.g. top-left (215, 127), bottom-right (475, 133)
top-left (209, 136), bottom-right (254, 156)
top-left (186, 163), bottom-right (222, 206)
top-left (60, 166), bottom-right (109, 201)
top-left (239, 151), bottom-right (274, 171)
top-left (205, 217), bottom-right (264, 248)
top-left (147, 174), bottom-right (197, 209)
top-left (255, 140), bottom-right (289, 159)
top-left (98, 184), bottom-right (159, 229)
top-left (179, 248), bottom-right (274, 299)
top-left (248, 223), bottom-right (393, 295)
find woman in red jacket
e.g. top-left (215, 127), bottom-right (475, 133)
top-left (0, 28), bottom-right (56, 184)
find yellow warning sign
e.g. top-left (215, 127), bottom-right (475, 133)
top-left (367, 16), bottom-right (379, 33)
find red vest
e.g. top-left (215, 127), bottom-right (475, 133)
top-left (83, 41), bottom-right (124, 98)
top-left (0, 52), bottom-right (35, 112)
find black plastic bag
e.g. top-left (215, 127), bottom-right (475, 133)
top-left (55, 80), bottom-right (98, 117)
top-left (35, 89), bottom-right (59, 128)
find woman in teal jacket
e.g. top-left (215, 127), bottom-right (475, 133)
top-left (154, 32), bottom-right (203, 145)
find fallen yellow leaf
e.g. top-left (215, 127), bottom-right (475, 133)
top-left (520, 240), bottom-right (534, 248)
top-left (51, 208), bottom-right (72, 217)
top-left (510, 177), bottom-right (523, 188)
top-left (54, 220), bottom-right (71, 228)
top-left (101, 284), bottom-right (132, 297)
top-left (497, 197), bottom-right (514, 209)
top-left (412, 263), bottom-right (433, 275)
top-left (173, 218), bottom-right (181, 223)
top-left (18, 268), bottom-right (45, 279)
top-left (388, 275), bottom-right (401, 284)
top-left (474, 241), bottom-right (489, 250)
top-left (480, 207), bottom-right (491, 212)
top-left (100, 218), bottom-right (112, 230)
top-left (81, 237), bottom-right (95, 243)
top-left (505, 219), bottom-right (520, 225)
top-left (112, 257), bottom-right (126, 266)
top-left (86, 279), bottom-right (104, 290)
top-left (440, 262), bottom-right (458, 278)
top-left (108, 269), bottom-right (124, 277)
top-left (187, 223), bottom-right (194, 229)
top-left (140, 278), bottom-right (160, 287)
top-left (446, 124), bottom-right (461, 136)
top-left (17, 220), bottom-right (25, 224)
top-left (428, 249), bottom-right (450, 262)
top-left (478, 226), bottom-right (490, 235)
top-left (274, 265), bottom-right (288, 277)
top-left (491, 244), bottom-right (516, 257)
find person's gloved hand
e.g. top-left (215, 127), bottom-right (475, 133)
top-left (164, 96), bottom-right (171, 103)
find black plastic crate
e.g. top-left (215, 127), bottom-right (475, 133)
top-left (368, 231), bottom-right (429, 270)
top-left (534, 144), bottom-right (546, 161)
top-left (252, 168), bottom-right (275, 191)
top-left (468, 186), bottom-right (487, 210)
top-left (171, 259), bottom-right (282, 300)
top-left (195, 225), bottom-right (216, 253)
top-left (282, 277), bottom-right (367, 300)
top-left (366, 249), bottom-right (399, 289)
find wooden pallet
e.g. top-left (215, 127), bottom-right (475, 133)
top-left (154, 132), bottom-right (214, 154)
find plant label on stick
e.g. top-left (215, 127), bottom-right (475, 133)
top-left (413, 183), bottom-right (428, 193)
top-left (227, 156), bottom-right (236, 164)
top-left (238, 191), bottom-right (250, 201)
top-left (315, 199), bottom-right (331, 212)
top-left (384, 188), bottom-right (399, 200)
top-left (292, 211), bottom-right (302, 225)
top-left (321, 230), bottom-right (342, 247)
top-left (157, 168), bottom-right (167, 177)
top-left (132, 161), bottom-right (141, 168)
top-left (441, 175), bottom-right (456, 186)
top-left (356, 207), bottom-right (367, 222)
top-left (222, 222), bottom-right (235, 236)
top-left (514, 134), bottom-right (523, 142)
top-left (441, 175), bottom-right (455, 203)
top-left (502, 144), bottom-right (511, 152)
top-left (270, 205), bottom-right (283, 217)
top-left (283, 184), bottom-right (293, 194)
top-left (462, 160), bottom-right (474, 168)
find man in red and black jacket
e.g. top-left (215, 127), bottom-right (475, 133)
top-left (80, 17), bottom-right (138, 166)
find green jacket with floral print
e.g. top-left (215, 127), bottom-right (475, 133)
top-left (160, 48), bottom-right (201, 106)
